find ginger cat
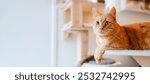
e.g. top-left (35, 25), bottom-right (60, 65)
top-left (78, 7), bottom-right (150, 66)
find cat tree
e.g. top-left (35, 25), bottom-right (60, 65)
top-left (62, 0), bottom-right (104, 63)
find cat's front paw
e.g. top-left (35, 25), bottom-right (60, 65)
top-left (94, 47), bottom-right (105, 64)
top-left (94, 51), bottom-right (103, 64)
top-left (95, 57), bottom-right (102, 64)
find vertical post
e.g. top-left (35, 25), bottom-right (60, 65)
top-left (72, 0), bottom-right (82, 27)
top-left (79, 0), bottom-right (83, 27)
top-left (76, 31), bottom-right (89, 62)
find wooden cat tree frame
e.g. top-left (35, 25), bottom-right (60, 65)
top-left (62, 0), bottom-right (104, 63)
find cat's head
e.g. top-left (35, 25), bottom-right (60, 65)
top-left (92, 7), bottom-right (118, 37)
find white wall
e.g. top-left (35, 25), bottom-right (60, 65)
top-left (105, 0), bottom-right (126, 11)
top-left (0, 0), bottom-right (51, 67)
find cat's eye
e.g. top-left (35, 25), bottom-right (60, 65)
top-left (96, 21), bottom-right (99, 25)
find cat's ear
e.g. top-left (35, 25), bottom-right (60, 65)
top-left (109, 7), bottom-right (116, 17)
top-left (92, 8), bottom-right (101, 18)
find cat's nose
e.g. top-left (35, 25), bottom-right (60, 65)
top-left (99, 23), bottom-right (102, 27)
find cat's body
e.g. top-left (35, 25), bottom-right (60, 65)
top-left (122, 22), bottom-right (150, 49)
top-left (96, 22), bottom-right (150, 50)
top-left (78, 7), bottom-right (150, 66)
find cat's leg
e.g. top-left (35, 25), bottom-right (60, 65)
top-left (94, 46), bottom-right (105, 64)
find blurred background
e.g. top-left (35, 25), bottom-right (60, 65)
top-left (0, 0), bottom-right (51, 67)
top-left (0, 0), bottom-right (150, 67)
